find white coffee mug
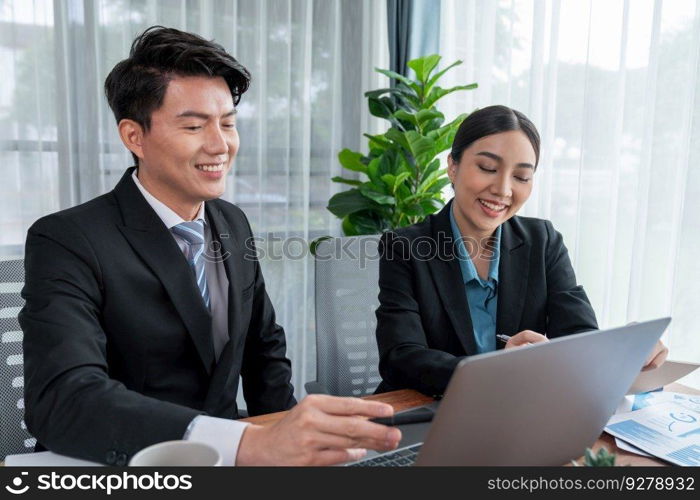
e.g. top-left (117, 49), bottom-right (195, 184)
top-left (129, 440), bottom-right (222, 466)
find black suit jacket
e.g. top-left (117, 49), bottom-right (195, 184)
top-left (375, 200), bottom-right (598, 397)
top-left (19, 168), bottom-right (295, 465)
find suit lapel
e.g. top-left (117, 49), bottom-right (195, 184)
top-left (496, 219), bottom-right (530, 340)
top-left (205, 203), bottom-right (245, 346)
top-left (113, 168), bottom-right (215, 374)
top-left (201, 203), bottom-right (246, 416)
top-left (426, 202), bottom-right (479, 356)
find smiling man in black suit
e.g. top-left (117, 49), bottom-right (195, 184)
top-left (19, 26), bottom-right (400, 466)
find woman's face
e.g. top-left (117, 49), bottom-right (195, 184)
top-left (448, 130), bottom-right (536, 237)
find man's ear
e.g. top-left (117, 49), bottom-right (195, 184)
top-left (118, 119), bottom-right (145, 161)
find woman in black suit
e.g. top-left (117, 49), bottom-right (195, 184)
top-left (375, 105), bottom-right (667, 397)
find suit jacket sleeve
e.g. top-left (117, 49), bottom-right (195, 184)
top-left (375, 232), bottom-right (464, 396)
top-left (544, 220), bottom-right (599, 337)
top-left (239, 215), bottom-right (296, 416)
top-left (20, 215), bottom-right (203, 465)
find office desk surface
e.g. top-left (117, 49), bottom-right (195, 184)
top-left (4, 384), bottom-right (697, 467)
top-left (242, 383), bottom-right (700, 467)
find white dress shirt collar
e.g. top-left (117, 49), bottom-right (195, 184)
top-left (131, 169), bottom-right (206, 228)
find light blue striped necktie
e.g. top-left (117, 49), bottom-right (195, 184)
top-left (171, 220), bottom-right (210, 310)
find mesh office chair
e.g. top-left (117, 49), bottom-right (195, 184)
top-left (0, 258), bottom-right (35, 460)
top-left (306, 236), bottom-right (383, 397)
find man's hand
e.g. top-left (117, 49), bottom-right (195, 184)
top-left (504, 330), bottom-right (549, 349)
top-left (235, 394), bottom-right (402, 466)
top-left (642, 340), bottom-right (668, 371)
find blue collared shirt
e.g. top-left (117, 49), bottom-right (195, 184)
top-left (449, 207), bottom-right (502, 354)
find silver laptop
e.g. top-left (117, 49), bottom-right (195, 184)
top-left (349, 317), bottom-right (670, 466)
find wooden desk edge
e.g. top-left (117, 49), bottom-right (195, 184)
top-left (240, 389), bottom-right (433, 426)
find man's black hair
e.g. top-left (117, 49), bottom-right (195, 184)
top-left (104, 25), bottom-right (251, 165)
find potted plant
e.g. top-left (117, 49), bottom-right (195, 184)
top-left (572, 447), bottom-right (618, 466)
top-left (326, 54), bottom-right (477, 235)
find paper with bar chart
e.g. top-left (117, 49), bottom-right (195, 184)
top-left (606, 397), bottom-right (700, 466)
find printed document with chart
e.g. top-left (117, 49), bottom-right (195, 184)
top-left (605, 393), bottom-right (700, 466)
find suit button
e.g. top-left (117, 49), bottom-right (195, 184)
top-left (105, 450), bottom-right (117, 465)
top-left (116, 453), bottom-right (128, 466)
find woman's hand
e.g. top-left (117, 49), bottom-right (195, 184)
top-left (627, 322), bottom-right (668, 371)
top-left (504, 330), bottom-right (549, 349)
top-left (642, 340), bottom-right (668, 371)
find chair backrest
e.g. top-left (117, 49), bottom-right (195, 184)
top-left (313, 236), bottom-right (382, 396)
top-left (0, 258), bottom-right (35, 459)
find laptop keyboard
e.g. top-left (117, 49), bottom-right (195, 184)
top-left (349, 444), bottom-right (422, 467)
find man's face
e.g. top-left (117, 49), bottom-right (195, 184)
top-left (133, 75), bottom-right (239, 214)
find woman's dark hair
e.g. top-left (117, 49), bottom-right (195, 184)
top-left (450, 105), bottom-right (541, 168)
top-left (104, 26), bottom-right (251, 164)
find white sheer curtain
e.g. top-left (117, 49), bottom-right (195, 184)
top-left (440, 0), bottom-right (700, 388)
top-left (0, 0), bottom-right (389, 400)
